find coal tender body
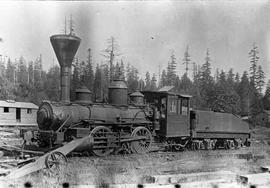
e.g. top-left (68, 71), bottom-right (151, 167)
top-left (27, 32), bottom-right (250, 157)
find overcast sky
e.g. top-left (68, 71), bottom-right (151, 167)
top-left (0, 1), bottom-right (270, 80)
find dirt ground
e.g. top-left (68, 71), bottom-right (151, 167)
top-left (1, 126), bottom-right (270, 188)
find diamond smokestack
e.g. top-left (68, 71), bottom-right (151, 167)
top-left (50, 34), bottom-right (81, 103)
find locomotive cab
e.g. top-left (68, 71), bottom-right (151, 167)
top-left (142, 91), bottom-right (192, 138)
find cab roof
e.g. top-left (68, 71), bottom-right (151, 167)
top-left (142, 91), bottom-right (192, 98)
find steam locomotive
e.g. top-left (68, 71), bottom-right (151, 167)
top-left (23, 34), bottom-right (250, 157)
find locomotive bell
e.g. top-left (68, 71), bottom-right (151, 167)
top-left (108, 79), bottom-right (128, 106)
top-left (50, 34), bottom-right (81, 103)
top-left (130, 91), bottom-right (144, 106)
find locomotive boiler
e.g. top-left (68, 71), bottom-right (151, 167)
top-left (23, 32), bottom-right (251, 157)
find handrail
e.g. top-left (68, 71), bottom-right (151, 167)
top-left (56, 115), bottom-right (71, 132)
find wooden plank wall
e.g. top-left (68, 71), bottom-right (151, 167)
top-left (0, 107), bottom-right (37, 126)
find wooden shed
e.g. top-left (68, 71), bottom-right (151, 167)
top-left (0, 100), bottom-right (38, 127)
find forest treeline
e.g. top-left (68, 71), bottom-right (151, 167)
top-left (0, 37), bottom-right (270, 125)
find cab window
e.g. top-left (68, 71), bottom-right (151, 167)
top-left (169, 99), bottom-right (177, 113)
top-left (168, 96), bottom-right (178, 114)
top-left (178, 98), bottom-right (188, 116)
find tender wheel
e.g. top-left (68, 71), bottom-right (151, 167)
top-left (45, 151), bottom-right (67, 171)
top-left (229, 140), bottom-right (235, 149)
top-left (131, 127), bottom-right (152, 154)
top-left (224, 140), bottom-right (229, 149)
top-left (234, 138), bottom-right (242, 149)
top-left (191, 142), bottom-right (197, 150)
top-left (224, 140), bottom-right (235, 149)
top-left (191, 140), bottom-right (203, 150)
top-left (204, 139), bottom-right (211, 150)
top-left (90, 126), bottom-right (113, 157)
top-left (173, 139), bottom-right (188, 151)
top-left (173, 144), bottom-right (182, 151)
top-left (121, 142), bottom-right (132, 154)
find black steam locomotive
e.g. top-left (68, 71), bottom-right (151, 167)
top-left (24, 34), bottom-right (250, 157)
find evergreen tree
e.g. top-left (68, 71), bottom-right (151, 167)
top-left (84, 48), bottom-right (94, 92)
top-left (249, 85), bottom-right (263, 120)
top-left (234, 72), bottom-right (240, 91)
top-left (191, 64), bottom-right (202, 109)
top-left (160, 70), bottom-right (167, 88)
top-left (192, 62), bottom-right (199, 83)
top-left (214, 68), bottom-right (220, 83)
top-left (102, 63), bottom-right (110, 83)
top-left (249, 43), bottom-right (259, 88)
top-left (33, 55), bottom-right (43, 90)
top-left (247, 44), bottom-right (264, 120)
top-left (200, 49), bottom-right (212, 82)
top-left (235, 72), bottom-right (240, 84)
top-left (237, 71), bottom-right (250, 116)
top-left (0, 57), bottom-right (5, 78)
top-left (70, 57), bottom-right (79, 100)
top-left (256, 65), bottom-right (265, 95)
top-left (93, 64), bottom-right (102, 101)
top-left (183, 45), bottom-right (191, 76)
top-left (28, 61), bottom-right (34, 85)
top-left (44, 65), bottom-right (60, 101)
top-left (79, 59), bottom-right (86, 78)
top-left (150, 73), bottom-right (157, 91)
top-left (120, 59), bottom-right (125, 80)
top-left (114, 62), bottom-right (121, 80)
top-left (263, 80), bottom-right (270, 110)
top-left (0, 76), bottom-right (15, 100)
top-left (199, 49), bottom-right (215, 108)
top-left (100, 64), bottom-right (110, 100)
top-left (225, 68), bottom-right (235, 93)
top-left (174, 76), bottom-right (181, 92)
top-left (217, 70), bottom-right (226, 91)
top-left (6, 58), bottom-right (15, 84)
top-left (138, 79), bottom-right (145, 91)
top-left (179, 73), bottom-right (192, 94)
top-left (100, 36), bottom-right (121, 82)
top-left (126, 63), bottom-right (139, 92)
top-left (144, 71), bottom-right (151, 90)
top-left (17, 56), bottom-right (28, 84)
top-left (167, 52), bottom-right (177, 85)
